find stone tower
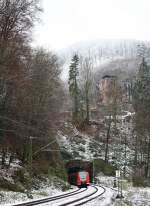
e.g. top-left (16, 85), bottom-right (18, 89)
top-left (99, 75), bottom-right (120, 105)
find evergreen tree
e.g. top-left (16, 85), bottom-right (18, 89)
top-left (136, 43), bottom-right (146, 59)
top-left (68, 54), bottom-right (80, 122)
top-left (133, 58), bottom-right (150, 130)
top-left (133, 58), bottom-right (150, 177)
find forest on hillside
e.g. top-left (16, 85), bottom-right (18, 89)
top-left (0, 0), bottom-right (150, 199)
top-left (0, 0), bottom-right (66, 187)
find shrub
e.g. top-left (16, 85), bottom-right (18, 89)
top-left (94, 159), bottom-right (116, 176)
top-left (133, 176), bottom-right (150, 187)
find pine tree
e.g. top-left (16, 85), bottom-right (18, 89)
top-left (133, 58), bottom-right (150, 177)
top-left (133, 58), bottom-right (150, 124)
top-left (68, 54), bottom-right (80, 122)
top-left (136, 43), bottom-right (146, 59)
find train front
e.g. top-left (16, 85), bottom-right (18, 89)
top-left (66, 160), bottom-right (93, 187)
top-left (77, 171), bottom-right (90, 187)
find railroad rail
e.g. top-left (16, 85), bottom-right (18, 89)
top-left (58, 185), bottom-right (106, 206)
top-left (12, 188), bottom-right (86, 206)
top-left (12, 185), bottom-right (106, 206)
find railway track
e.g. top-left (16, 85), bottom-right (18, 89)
top-left (69, 185), bottom-right (106, 206)
top-left (13, 185), bottom-right (106, 206)
top-left (58, 185), bottom-right (106, 206)
top-left (12, 188), bottom-right (86, 206)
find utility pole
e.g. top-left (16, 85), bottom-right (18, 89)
top-left (93, 159), bottom-right (94, 184)
top-left (28, 136), bottom-right (32, 171)
top-left (116, 170), bottom-right (124, 199)
top-left (28, 136), bottom-right (37, 172)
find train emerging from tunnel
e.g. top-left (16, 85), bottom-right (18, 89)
top-left (66, 160), bottom-right (93, 187)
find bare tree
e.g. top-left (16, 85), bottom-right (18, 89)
top-left (101, 76), bottom-right (121, 163)
top-left (0, 0), bottom-right (41, 167)
top-left (79, 54), bottom-right (94, 123)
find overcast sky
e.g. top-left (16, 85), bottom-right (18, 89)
top-left (33, 0), bottom-right (150, 51)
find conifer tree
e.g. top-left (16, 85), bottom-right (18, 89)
top-left (133, 58), bottom-right (150, 177)
top-left (133, 58), bottom-right (150, 130)
top-left (68, 54), bottom-right (80, 122)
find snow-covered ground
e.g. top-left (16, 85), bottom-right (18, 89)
top-left (57, 119), bottom-right (135, 177)
top-left (57, 127), bottom-right (103, 161)
top-left (0, 185), bottom-right (116, 206)
top-left (0, 182), bottom-right (63, 205)
top-left (114, 187), bottom-right (150, 206)
top-left (39, 186), bottom-right (105, 206)
top-left (98, 176), bottom-right (150, 206)
top-left (0, 174), bottom-right (150, 206)
top-left (0, 111), bottom-right (149, 206)
top-left (84, 187), bottom-right (116, 206)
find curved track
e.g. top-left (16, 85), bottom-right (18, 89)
top-left (13, 185), bottom-right (106, 206)
top-left (58, 185), bottom-right (106, 206)
top-left (13, 188), bottom-right (87, 206)
top-left (72, 185), bottom-right (106, 206)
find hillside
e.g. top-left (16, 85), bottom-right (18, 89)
top-left (59, 39), bottom-right (150, 80)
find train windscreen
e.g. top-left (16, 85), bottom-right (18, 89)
top-left (79, 171), bottom-right (88, 180)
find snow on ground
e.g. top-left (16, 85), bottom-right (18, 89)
top-left (97, 176), bottom-right (115, 188)
top-left (1, 174), bottom-right (150, 206)
top-left (24, 185), bottom-right (115, 206)
top-left (97, 176), bottom-right (150, 206)
top-left (58, 116), bottom-right (135, 170)
top-left (1, 185), bottom-right (115, 206)
top-left (114, 186), bottom-right (150, 206)
top-left (0, 183), bottom-right (64, 205)
top-left (84, 187), bottom-right (116, 206)
top-left (39, 186), bottom-right (97, 206)
top-left (0, 155), bottom-right (22, 182)
top-left (0, 155), bottom-right (65, 205)
top-left (126, 187), bottom-right (150, 206)
top-left (0, 174), bottom-right (117, 206)
top-left (58, 123), bottom-right (135, 178)
top-left (57, 127), bottom-right (100, 160)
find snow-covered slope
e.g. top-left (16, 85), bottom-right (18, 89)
top-left (57, 111), bottom-right (135, 176)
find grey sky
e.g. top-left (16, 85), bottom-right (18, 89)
top-left (33, 0), bottom-right (150, 50)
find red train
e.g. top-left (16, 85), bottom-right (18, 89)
top-left (69, 170), bottom-right (90, 187)
top-left (66, 160), bottom-right (93, 188)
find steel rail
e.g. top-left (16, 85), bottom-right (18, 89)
top-left (13, 187), bottom-right (87, 206)
top-left (72, 185), bottom-right (106, 206)
top-left (58, 185), bottom-right (105, 206)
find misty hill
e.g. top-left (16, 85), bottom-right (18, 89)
top-left (59, 39), bottom-right (150, 80)
top-left (60, 39), bottom-right (150, 59)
